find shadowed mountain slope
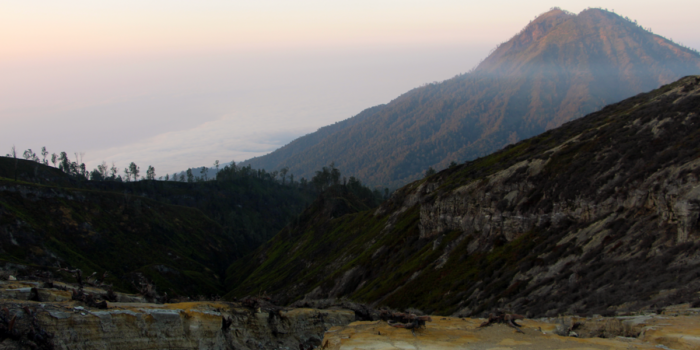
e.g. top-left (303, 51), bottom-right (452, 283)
top-left (0, 158), bottom-right (313, 296)
top-left (0, 158), bottom-right (314, 260)
top-left (227, 76), bottom-right (700, 317)
top-left (243, 8), bottom-right (700, 189)
top-left (0, 176), bottom-right (235, 296)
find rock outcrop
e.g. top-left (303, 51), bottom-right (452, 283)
top-left (0, 281), bottom-right (354, 350)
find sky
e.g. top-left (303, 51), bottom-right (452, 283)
top-left (2, 1), bottom-right (699, 176)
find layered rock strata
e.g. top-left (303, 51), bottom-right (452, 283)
top-left (0, 282), bottom-right (354, 350)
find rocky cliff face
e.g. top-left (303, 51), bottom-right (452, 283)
top-left (0, 281), bottom-right (354, 350)
top-left (229, 76), bottom-right (700, 318)
top-left (397, 75), bottom-right (700, 316)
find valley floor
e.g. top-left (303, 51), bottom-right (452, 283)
top-left (322, 310), bottom-right (700, 350)
top-left (3, 278), bottom-right (700, 349)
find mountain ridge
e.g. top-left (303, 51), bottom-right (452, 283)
top-left (227, 75), bottom-right (700, 317)
top-left (242, 8), bottom-right (700, 189)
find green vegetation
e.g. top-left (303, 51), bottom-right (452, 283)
top-left (225, 167), bottom-right (387, 300)
top-left (0, 176), bottom-right (232, 296)
top-left (0, 156), bottom-right (315, 297)
top-left (0, 156), bottom-right (315, 259)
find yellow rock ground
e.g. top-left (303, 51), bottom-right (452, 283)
top-left (321, 315), bottom-right (700, 350)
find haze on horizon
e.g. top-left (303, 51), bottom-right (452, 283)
top-left (2, 0), bottom-right (699, 176)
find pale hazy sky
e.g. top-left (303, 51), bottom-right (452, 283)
top-left (2, 1), bottom-right (699, 176)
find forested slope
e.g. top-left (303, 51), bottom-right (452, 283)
top-left (0, 158), bottom-right (314, 296)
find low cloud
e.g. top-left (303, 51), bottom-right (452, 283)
top-left (5, 44), bottom-right (491, 176)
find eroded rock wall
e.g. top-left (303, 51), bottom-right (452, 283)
top-left (322, 77), bottom-right (700, 316)
top-left (0, 297), bottom-right (354, 350)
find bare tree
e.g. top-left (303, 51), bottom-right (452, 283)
top-left (128, 162), bottom-right (140, 181)
top-left (41, 147), bottom-right (49, 165)
top-left (74, 152), bottom-right (85, 165)
top-left (71, 152), bottom-right (87, 178)
top-left (58, 152), bottom-right (70, 173)
top-left (110, 162), bottom-right (118, 179)
top-left (97, 162), bottom-right (108, 178)
top-left (10, 145), bottom-right (18, 181)
top-left (23, 149), bottom-right (36, 161)
top-left (146, 165), bottom-right (155, 180)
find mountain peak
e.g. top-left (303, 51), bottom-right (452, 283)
top-left (578, 7), bottom-right (621, 18)
top-left (476, 7), bottom-right (699, 79)
top-left (243, 8), bottom-right (700, 189)
top-left (491, 8), bottom-right (574, 56)
top-left (531, 7), bottom-right (572, 23)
